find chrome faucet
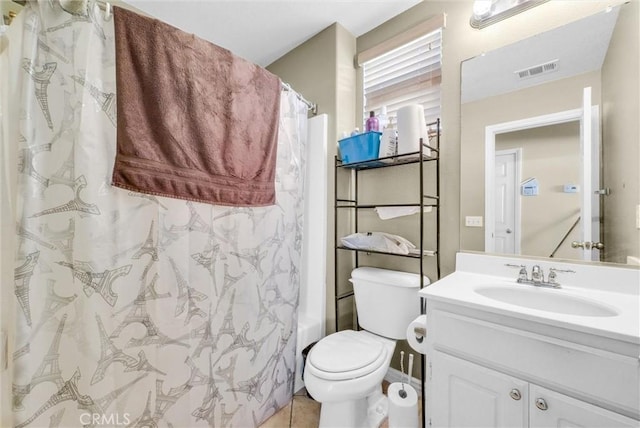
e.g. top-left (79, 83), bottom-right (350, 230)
top-left (505, 264), bottom-right (574, 288)
top-left (530, 265), bottom-right (543, 284)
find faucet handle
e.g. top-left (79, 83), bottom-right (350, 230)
top-left (547, 268), bottom-right (575, 286)
top-left (548, 268), bottom-right (576, 273)
top-left (505, 264), bottom-right (528, 282)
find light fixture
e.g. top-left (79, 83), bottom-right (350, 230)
top-left (470, 0), bottom-right (550, 29)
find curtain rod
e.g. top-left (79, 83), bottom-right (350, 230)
top-left (281, 81), bottom-right (318, 115)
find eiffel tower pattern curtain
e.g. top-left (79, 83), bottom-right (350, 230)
top-left (2, 2), bottom-right (307, 427)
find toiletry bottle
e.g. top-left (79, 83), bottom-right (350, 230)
top-left (365, 111), bottom-right (379, 132)
top-left (378, 106), bottom-right (388, 129)
top-left (350, 128), bottom-right (360, 137)
top-left (379, 118), bottom-right (398, 158)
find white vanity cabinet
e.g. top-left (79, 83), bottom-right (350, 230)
top-left (429, 351), bottom-right (528, 427)
top-left (529, 384), bottom-right (639, 427)
top-left (418, 252), bottom-right (640, 428)
top-left (429, 351), bottom-right (639, 428)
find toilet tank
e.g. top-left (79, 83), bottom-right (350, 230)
top-left (351, 267), bottom-right (429, 340)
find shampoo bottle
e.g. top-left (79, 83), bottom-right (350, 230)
top-left (365, 111), bottom-right (379, 132)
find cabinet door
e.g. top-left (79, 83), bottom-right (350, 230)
top-left (530, 384), bottom-right (639, 428)
top-left (429, 352), bottom-right (528, 428)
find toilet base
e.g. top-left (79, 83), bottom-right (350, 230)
top-left (318, 386), bottom-right (388, 428)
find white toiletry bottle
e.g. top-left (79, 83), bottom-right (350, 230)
top-left (378, 106), bottom-right (389, 130)
top-left (379, 118), bottom-right (397, 158)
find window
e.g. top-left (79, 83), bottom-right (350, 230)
top-left (362, 28), bottom-right (442, 130)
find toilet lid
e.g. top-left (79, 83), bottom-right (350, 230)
top-left (308, 330), bottom-right (385, 375)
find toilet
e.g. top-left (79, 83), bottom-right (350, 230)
top-left (304, 267), bottom-right (427, 428)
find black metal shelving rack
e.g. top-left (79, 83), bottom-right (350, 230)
top-left (333, 119), bottom-right (441, 424)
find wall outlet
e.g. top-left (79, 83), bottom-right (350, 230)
top-left (465, 216), bottom-right (483, 227)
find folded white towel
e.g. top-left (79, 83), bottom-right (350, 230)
top-left (341, 232), bottom-right (416, 255)
top-left (375, 206), bottom-right (433, 220)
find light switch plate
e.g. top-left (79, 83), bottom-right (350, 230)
top-left (465, 216), bottom-right (483, 227)
top-left (563, 184), bottom-right (580, 193)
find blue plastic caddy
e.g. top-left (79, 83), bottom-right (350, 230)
top-left (338, 131), bottom-right (382, 164)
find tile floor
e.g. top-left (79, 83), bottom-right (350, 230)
top-left (259, 387), bottom-right (321, 428)
top-left (259, 382), bottom-right (421, 428)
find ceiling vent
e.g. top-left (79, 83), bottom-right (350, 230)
top-left (515, 59), bottom-right (559, 79)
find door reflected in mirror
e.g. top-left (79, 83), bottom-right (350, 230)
top-left (460, 3), bottom-right (639, 265)
top-left (494, 122), bottom-right (580, 259)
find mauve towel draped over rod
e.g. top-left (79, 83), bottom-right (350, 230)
top-left (112, 6), bottom-right (281, 207)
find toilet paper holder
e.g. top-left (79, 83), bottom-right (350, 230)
top-left (413, 326), bottom-right (426, 343)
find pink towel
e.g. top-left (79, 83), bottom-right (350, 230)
top-left (112, 7), bottom-right (281, 206)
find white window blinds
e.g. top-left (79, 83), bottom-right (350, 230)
top-left (363, 28), bottom-right (442, 129)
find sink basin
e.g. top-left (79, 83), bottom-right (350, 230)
top-left (474, 286), bottom-right (619, 317)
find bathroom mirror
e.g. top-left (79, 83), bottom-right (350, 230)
top-left (459, 3), bottom-right (639, 265)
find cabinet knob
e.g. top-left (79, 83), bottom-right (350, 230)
top-left (509, 389), bottom-right (521, 401)
top-left (535, 398), bottom-right (548, 411)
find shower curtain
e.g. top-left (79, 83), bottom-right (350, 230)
top-left (1, 2), bottom-right (307, 427)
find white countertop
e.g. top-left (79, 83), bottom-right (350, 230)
top-left (420, 253), bottom-right (640, 345)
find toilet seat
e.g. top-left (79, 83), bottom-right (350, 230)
top-left (307, 330), bottom-right (388, 381)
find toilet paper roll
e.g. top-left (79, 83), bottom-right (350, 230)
top-left (388, 382), bottom-right (419, 428)
top-left (406, 315), bottom-right (427, 354)
top-left (397, 105), bottom-right (429, 156)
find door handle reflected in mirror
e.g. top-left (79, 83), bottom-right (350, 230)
top-left (571, 241), bottom-right (604, 250)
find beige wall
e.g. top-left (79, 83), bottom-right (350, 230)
top-left (496, 123), bottom-right (581, 259)
top-left (460, 71), bottom-right (601, 253)
top-left (267, 23), bottom-right (357, 334)
top-left (602, 0), bottom-right (640, 264)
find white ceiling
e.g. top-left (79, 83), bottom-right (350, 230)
top-left (461, 6), bottom-right (620, 104)
top-left (124, 0), bottom-right (422, 67)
